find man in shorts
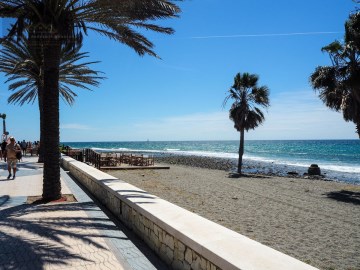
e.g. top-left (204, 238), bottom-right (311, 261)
top-left (5, 136), bottom-right (21, 179)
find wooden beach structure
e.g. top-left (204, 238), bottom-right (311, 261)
top-left (62, 147), bottom-right (169, 170)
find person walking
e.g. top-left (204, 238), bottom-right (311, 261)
top-left (1, 140), bottom-right (7, 161)
top-left (20, 140), bottom-right (27, 156)
top-left (5, 136), bottom-right (21, 179)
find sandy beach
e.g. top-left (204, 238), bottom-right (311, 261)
top-left (107, 162), bottom-right (360, 270)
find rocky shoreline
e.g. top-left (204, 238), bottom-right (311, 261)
top-left (98, 150), bottom-right (358, 184)
top-left (154, 154), bottom-right (331, 181)
top-left (154, 155), bottom-right (236, 171)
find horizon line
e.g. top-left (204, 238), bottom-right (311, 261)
top-left (61, 138), bottom-right (357, 143)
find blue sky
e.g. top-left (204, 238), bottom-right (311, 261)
top-left (0, 0), bottom-right (358, 142)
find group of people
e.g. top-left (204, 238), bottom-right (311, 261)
top-left (18, 140), bottom-right (40, 156)
top-left (1, 139), bottom-right (40, 160)
top-left (1, 137), bottom-right (41, 180)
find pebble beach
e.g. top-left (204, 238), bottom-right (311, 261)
top-left (107, 156), bottom-right (360, 270)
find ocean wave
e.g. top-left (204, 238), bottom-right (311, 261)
top-left (91, 147), bottom-right (131, 152)
top-left (242, 159), bottom-right (360, 184)
top-left (169, 151), bottom-right (360, 177)
top-left (244, 156), bottom-right (360, 174)
top-left (91, 146), bottom-right (360, 175)
top-left (167, 150), bottom-right (238, 159)
top-left (318, 164), bottom-right (360, 174)
top-left (65, 140), bottom-right (360, 184)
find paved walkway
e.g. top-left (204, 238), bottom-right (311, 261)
top-left (0, 156), bottom-right (169, 270)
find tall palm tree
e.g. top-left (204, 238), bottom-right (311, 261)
top-left (0, 37), bottom-right (104, 162)
top-left (0, 0), bottom-right (181, 201)
top-left (310, 12), bottom-right (360, 138)
top-left (223, 72), bottom-right (270, 175)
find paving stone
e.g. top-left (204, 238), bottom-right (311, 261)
top-left (0, 156), bottom-right (168, 270)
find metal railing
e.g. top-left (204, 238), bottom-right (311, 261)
top-left (63, 148), bottom-right (155, 170)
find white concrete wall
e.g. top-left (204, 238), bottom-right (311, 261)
top-left (61, 156), bottom-right (318, 270)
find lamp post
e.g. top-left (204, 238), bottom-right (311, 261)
top-left (0, 114), bottom-right (8, 141)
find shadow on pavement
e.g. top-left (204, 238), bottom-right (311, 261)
top-left (0, 195), bottom-right (9, 207)
top-left (0, 202), bottom-right (128, 269)
top-left (65, 171), bottom-right (169, 270)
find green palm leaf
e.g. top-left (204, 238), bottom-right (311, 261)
top-left (0, 37), bottom-right (104, 106)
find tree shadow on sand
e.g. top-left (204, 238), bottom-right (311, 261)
top-left (325, 190), bottom-right (360, 205)
top-left (0, 201), bottom-right (127, 269)
top-left (228, 172), bottom-right (271, 179)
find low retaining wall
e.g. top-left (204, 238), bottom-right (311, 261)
top-left (61, 156), bottom-right (318, 270)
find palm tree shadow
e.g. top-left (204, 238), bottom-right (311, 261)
top-left (99, 179), bottom-right (158, 202)
top-left (0, 195), bottom-right (9, 207)
top-left (228, 172), bottom-right (270, 179)
top-left (115, 190), bottom-right (157, 201)
top-left (0, 202), bottom-right (127, 268)
top-left (0, 231), bottom-right (86, 268)
top-left (325, 190), bottom-right (360, 205)
top-left (63, 172), bottom-right (170, 270)
top-left (16, 162), bottom-right (43, 170)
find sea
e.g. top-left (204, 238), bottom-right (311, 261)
top-left (63, 140), bottom-right (360, 185)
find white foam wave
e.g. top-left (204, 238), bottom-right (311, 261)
top-left (166, 150), bottom-right (238, 159)
top-left (92, 147), bottom-right (165, 154)
top-left (317, 164), bottom-right (360, 174)
top-left (244, 155), bottom-right (360, 174)
top-left (90, 147), bottom-right (360, 175)
top-left (92, 147), bottom-right (139, 152)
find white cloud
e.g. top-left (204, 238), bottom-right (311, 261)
top-left (60, 123), bottom-right (92, 130)
top-left (129, 89), bottom-right (357, 140)
top-left (131, 111), bottom-right (235, 141)
top-left (60, 89), bottom-right (357, 141)
top-left (156, 63), bottom-right (196, 72)
top-left (251, 90), bottom-right (357, 139)
top-left (188, 32), bottom-right (342, 39)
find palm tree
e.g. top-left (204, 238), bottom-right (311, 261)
top-left (223, 72), bottom-right (270, 175)
top-left (0, 37), bottom-right (104, 162)
top-left (310, 12), bottom-right (360, 138)
top-left (0, 0), bottom-right (181, 201)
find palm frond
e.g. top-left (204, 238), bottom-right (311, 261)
top-left (0, 36), bottom-right (104, 106)
top-left (224, 72), bottom-right (270, 133)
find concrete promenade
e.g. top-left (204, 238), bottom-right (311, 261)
top-left (0, 156), bottom-right (169, 270)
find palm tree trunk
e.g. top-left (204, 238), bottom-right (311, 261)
top-left (238, 128), bottom-right (245, 175)
top-left (42, 40), bottom-right (61, 201)
top-left (29, 32), bottom-right (44, 163)
top-left (356, 122), bottom-right (360, 139)
top-left (38, 85), bottom-right (44, 163)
